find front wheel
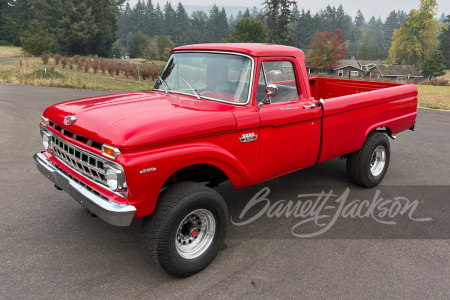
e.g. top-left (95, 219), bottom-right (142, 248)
top-left (346, 132), bottom-right (391, 187)
top-left (141, 182), bottom-right (228, 277)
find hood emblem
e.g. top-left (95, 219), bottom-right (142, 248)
top-left (64, 115), bottom-right (77, 126)
top-left (239, 133), bottom-right (258, 143)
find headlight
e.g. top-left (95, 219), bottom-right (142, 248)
top-left (42, 132), bottom-right (52, 150)
top-left (105, 167), bottom-right (118, 191)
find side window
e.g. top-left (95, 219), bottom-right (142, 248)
top-left (256, 61), bottom-right (300, 103)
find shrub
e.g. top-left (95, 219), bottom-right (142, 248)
top-left (91, 60), bottom-right (100, 74)
top-left (421, 78), bottom-right (449, 86)
top-left (115, 64), bottom-right (121, 76)
top-left (123, 64), bottom-right (132, 78)
top-left (61, 56), bottom-right (68, 69)
top-left (84, 62), bottom-right (90, 73)
top-left (20, 20), bottom-right (54, 56)
top-left (40, 53), bottom-right (50, 65)
top-left (53, 54), bottom-right (62, 65)
top-left (77, 57), bottom-right (86, 71)
top-left (107, 63), bottom-right (116, 76)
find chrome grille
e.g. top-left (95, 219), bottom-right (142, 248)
top-left (51, 135), bottom-right (108, 187)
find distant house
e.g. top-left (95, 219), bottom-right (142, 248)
top-left (358, 60), bottom-right (381, 76)
top-left (333, 58), bottom-right (365, 78)
top-left (371, 65), bottom-right (423, 81)
top-left (333, 59), bottom-right (423, 81)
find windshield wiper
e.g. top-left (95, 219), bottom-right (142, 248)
top-left (158, 76), bottom-right (170, 94)
top-left (180, 76), bottom-right (201, 100)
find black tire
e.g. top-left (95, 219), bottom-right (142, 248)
top-left (141, 181), bottom-right (228, 277)
top-left (346, 131), bottom-right (391, 188)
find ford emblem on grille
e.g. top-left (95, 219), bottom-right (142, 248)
top-left (64, 115), bottom-right (77, 126)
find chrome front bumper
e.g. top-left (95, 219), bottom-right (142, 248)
top-left (33, 152), bottom-right (136, 226)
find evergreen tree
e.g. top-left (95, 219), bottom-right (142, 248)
top-left (116, 2), bottom-right (133, 44)
top-left (335, 5), bottom-right (352, 38)
top-left (354, 10), bottom-right (365, 27)
top-left (243, 8), bottom-right (251, 19)
top-left (173, 3), bottom-right (192, 46)
top-left (191, 10), bottom-right (209, 43)
top-left (358, 43), bottom-right (370, 60)
top-left (206, 5), bottom-right (228, 42)
top-left (263, 0), bottom-right (297, 45)
top-left (438, 15), bottom-right (450, 68)
top-left (153, 4), bottom-right (164, 36)
top-left (294, 9), bottom-right (315, 50)
top-left (142, 0), bottom-right (155, 37)
top-left (422, 50), bottom-right (446, 78)
top-left (225, 17), bottom-right (267, 43)
top-left (20, 20), bottom-right (55, 55)
top-left (218, 8), bottom-right (230, 41)
top-left (163, 2), bottom-right (176, 38)
top-left (128, 31), bottom-right (150, 58)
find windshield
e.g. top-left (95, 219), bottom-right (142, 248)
top-left (153, 52), bottom-right (253, 104)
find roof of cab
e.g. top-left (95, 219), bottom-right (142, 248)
top-left (172, 43), bottom-right (304, 58)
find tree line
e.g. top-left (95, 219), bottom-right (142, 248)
top-left (0, 0), bottom-right (448, 72)
top-left (0, 0), bottom-right (123, 57)
top-left (115, 0), bottom-right (410, 61)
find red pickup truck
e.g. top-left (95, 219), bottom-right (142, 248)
top-left (34, 43), bottom-right (417, 277)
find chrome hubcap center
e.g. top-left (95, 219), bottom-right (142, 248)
top-left (175, 209), bottom-right (216, 259)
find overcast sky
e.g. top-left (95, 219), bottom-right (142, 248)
top-left (127, 0), bottom-right (449, 19)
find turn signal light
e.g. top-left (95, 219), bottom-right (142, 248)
top-left (102, 145), bottom-right (120, 159)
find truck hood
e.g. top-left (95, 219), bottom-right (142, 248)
top-left (43, 92), bottom-right (237, 147)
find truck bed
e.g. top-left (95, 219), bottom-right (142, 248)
top-left (309, 78), bottom-right (418, 163)
top-left (309, 77), bottom-right (404, 100)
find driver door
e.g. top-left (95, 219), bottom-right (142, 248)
top-left (257, 58), bottom-right (322, 182)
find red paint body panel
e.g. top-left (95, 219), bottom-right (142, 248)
top-left (39, 44), bottom-right (417, 220)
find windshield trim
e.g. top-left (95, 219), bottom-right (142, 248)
top-left (153, 50), bottom-right (255, 106)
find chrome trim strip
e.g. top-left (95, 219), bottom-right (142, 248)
top-left (154, 50), bottom-right (255, 106)
top-left (34, 152), bottom-right (135, 226)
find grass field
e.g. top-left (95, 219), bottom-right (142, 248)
top-left (417, 84), bottom-right (450, 110)
top-left (0, 46), bottom-right (31, 58)
top-left (0, 58), bottom-right (165, 91)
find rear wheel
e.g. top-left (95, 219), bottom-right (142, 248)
top-left (346, 132), bottom-right (391, 187)
top-left (141, 181), bottom-right (228, 277)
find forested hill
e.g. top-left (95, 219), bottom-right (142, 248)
top-left (115, 0), bottom-right (409, 61)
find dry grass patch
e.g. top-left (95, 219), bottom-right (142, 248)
top-left (0, 58), bottom-right (165, 91)
top-left (0, 46), bottom-right (32, 59)
top-left (417, 85), bottom-right (450, 110)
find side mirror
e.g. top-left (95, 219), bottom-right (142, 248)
top-left (257, 84), bottom-right (278, 109)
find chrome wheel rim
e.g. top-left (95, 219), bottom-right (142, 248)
top-left (175, 209), bottom-right (216, 259)
top-left (370, 146), bottom-right (386, 177)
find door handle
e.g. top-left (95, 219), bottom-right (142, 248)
top-left (302, 103), bottom-right (316, 109)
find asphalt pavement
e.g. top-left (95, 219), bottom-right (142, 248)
top-left (0, 82), bottom-right (449, 299)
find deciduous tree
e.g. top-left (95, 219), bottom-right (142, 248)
top-left (388, 0), bottom-right (443, 68)
top-left (305, 29), bottom-right (348, 71)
